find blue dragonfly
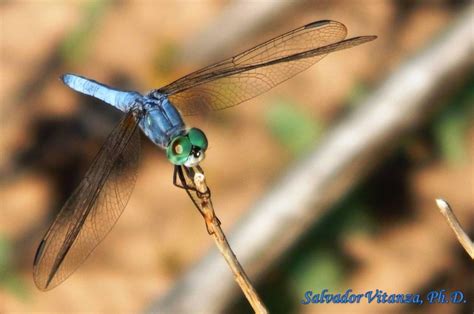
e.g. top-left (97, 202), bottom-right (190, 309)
top-left (33, 20), bottom-right (376, 290)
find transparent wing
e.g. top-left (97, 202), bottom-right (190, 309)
top-left (152, 20), bottom-right (376, 115)
top-left (33, 111), bottom-right (141, 290)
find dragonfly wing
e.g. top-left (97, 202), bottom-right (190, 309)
top-left (153, 20), bottom-right (375, 115)
top-left (33, 111), bottom-right (141, 290)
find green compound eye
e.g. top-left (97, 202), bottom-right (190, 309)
top-left (187, 128), bottom-right (208, 150)
top-left (166, 136), bottom-right (192, 165)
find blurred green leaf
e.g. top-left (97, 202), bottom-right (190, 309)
top-left (153, 41), bottom-right (180, 76)
top-left (0, 235), bottom-right (29, 299)
top-left (338, 202), bottom-right (375, 237)
top-left (283, 194), bottom-right (375, 300)
top-left (265, 98), bottom-right (323, 156)
top-left (290, 250), bottom-right (344, 296)
top-left (347, 82), bottom-right (371, 107)
top-left (0, 235), bottom-right (11, 272)
top-left (435, 113), bottom-right (467, 162)
top-left (433, 75), bottom-right (474, 164)
top-left (60, 0), bottom-right (111, 64)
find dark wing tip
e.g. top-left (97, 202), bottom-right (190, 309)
top-left (358, 35), bottom-right (378, 43)
top-left (33, 240), bottom-right (46, 267)
top-left (304, 20), bottom-right (332, 29)
top-left (34, 278), bottom-right (51, 291)
top-left (33, 240), bottom-right (53, 291)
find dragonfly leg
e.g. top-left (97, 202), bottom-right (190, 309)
top-left (173, 165), bottom-right (196, 191)
top-left (174, 166), bottom-right (206, 214)
top-left (173, 166), bottom-right (217, 234)
top-left (172, 165), bottom-right (185, 189)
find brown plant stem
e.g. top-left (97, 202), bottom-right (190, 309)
top-left (192, 172), bottom-right (268, 314)
top-left (435, 199), bottom-right (474, 260)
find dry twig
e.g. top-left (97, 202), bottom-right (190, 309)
top-left (435, 199), bottom-right (474, 259)
top-left (192, 171), bottom-right (268, 314)
top-left (161, 165), bottom-right (268, 313)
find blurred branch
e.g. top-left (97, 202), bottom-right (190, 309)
top-left (150, 9), bottom-right (473, 314)
top-left (435, 199), bottom-right (474, 259)
top-left (176, 0), bottom-right (300, 65)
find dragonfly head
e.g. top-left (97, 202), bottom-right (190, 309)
top-left (166, 128), bottom-right (208, 167)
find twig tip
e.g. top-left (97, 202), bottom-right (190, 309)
top-left (435, 198), bottom-right (450, 213)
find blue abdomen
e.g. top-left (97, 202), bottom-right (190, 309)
top-left (139, 96), bottom-right (186, 148)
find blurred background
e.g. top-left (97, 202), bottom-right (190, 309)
top-left (0, 1), bottom-right (472, 313)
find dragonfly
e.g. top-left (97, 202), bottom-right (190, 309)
top-left (33, 20), bottom-right (376, 290)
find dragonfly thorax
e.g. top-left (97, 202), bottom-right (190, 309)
top-left (138, 96), bottom-right (186, 149)
top-left (138, 96), bottom-right (208, 166)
